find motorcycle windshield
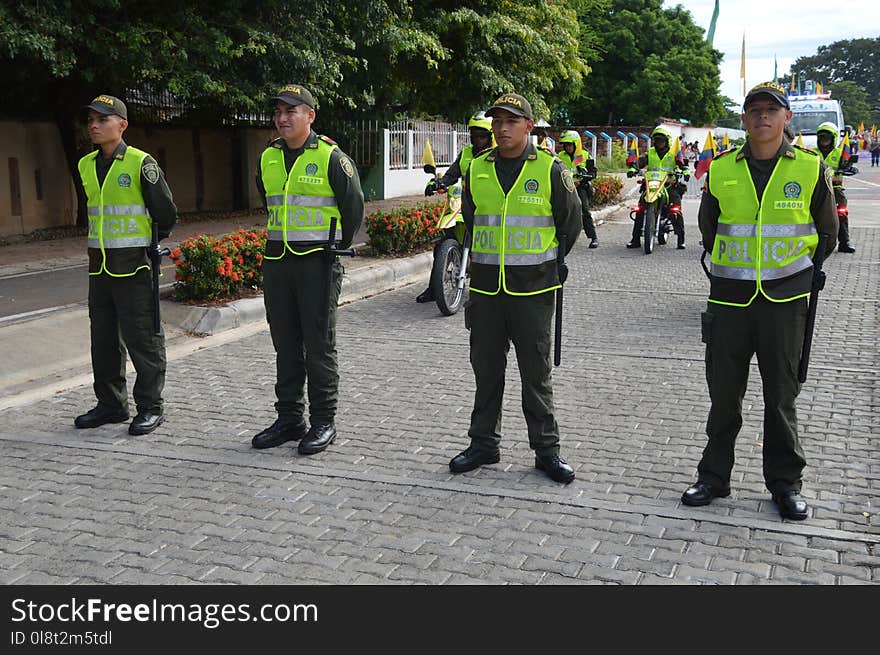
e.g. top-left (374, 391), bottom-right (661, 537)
top-left (439, 183), bottom-right (464, 229)
top-left (643, 170), bottom-right (668, 203)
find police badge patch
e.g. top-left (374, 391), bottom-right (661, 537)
top-left (524, 178), bottom-right (539, 194)
top-left (783, 181), bottom-right (801, 198)
top-left (305, 163), bottom-right (319, 176)
top-left (340, 157), bottom-right (355, 178)
top-left (142, 162), bottom-right (160, 185)
top-left (561, 169), bottom-right (575, 193)
top-left (117, 173), bottom-right (131, 188)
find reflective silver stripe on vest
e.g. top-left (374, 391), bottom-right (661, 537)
top-left (87, 237), bottom-right (151, 248)
top-left (760, 224), bottom-right (817, 237)
top-left (87, 205), bottom-right (148, 216)
top-left (504, 214), bottom-right (554, 228)
top-left (471, 251), bottom-right (500, 264)
top-left (267, 230), bottom-right (329, 242)
top-left (266, 194), bottom-right (337, 207)
top-left (474, 214), bottom-right (503, 227)
top-left (504, 249), bottom-right (558, 266)
top-left (711, 254), bottom-right (813, 281)
top-left (716, 223), bottom-right (757, 237)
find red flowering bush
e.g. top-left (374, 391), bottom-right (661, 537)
top-left (169, 228), bottom-right (267, 302)
top-left (590, 175), bottom-right (624, 206)
top-left (365, 200), bottom-right (444, 255)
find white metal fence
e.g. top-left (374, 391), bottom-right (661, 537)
top-left (387, 119), bottom-right (469, 170)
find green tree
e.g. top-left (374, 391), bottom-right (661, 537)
top-left (564, 0), bottom-right (725, 126)
top-left (790, 38), bottom-right (880, 102)
top-left (828, 80), bottom-right (878, 128)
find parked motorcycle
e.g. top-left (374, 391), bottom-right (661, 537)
top-left (423, 164), bottom-right (469, 315)
top-left (629, 170), bottom-right (684, 254)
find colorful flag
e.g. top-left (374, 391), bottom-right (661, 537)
top-left (721, 132), bottom-right (730, 151)
top-left (626, 136), bottom-right (639, 166)
top-left (795, 132), bottom-right (804, 147)
top-left (816, 82), bottom-right (822, 94)
top-left (857, 121), bottom-right (865, 134)
top-left (694, 132), bottom-right (718, 179)
top-left (421, 138), bottom-right (436, 169)
top-left (790, 72), bottom-right (796, 93)
top-left (672, 136), bottom-right (686, 167)
top-left (871, 124), bottom-right (877, 136)
top-left (740, 35), bottom-right (746, 95)
top-left (841, 132), bottom-right (852, 161)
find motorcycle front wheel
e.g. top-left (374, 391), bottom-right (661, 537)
top-left (643, 204), bottom-right (656, 254)
top-left (431, 238), bottom-right (466, 316)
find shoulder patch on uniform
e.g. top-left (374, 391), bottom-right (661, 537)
top-left (561, 168), bottom-right (575, 193)
top-left (340, 156), bottom-right (355, 178)
top-left (270, 137), bottom-right (284, 149)
top-left (715, 147), bottom-right (736, 159)
top-left (823, 166), bottom-right (834, 194)
top-left (142, 161), bottom-right (160, 184)
top-left (318, 134), bottom-right (337, 146)
top-left (792, 144), bottom-right (818, 157)
top-left (537, 145), bottom-right (556, 156)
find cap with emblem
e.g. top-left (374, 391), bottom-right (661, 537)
top-left (84, 94), bottom-right (127, 119)
top-left (743, 82), bottom-right (790, 110)
top-left (486, 93), bottom-right (534, 120)
top-left (271, 84), bottom-right (316, 109)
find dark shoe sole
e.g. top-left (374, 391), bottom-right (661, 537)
top-left (449, 452), bottom-right (500, 474)
top-left (534, 457), bottom-right (575, 484)
top-left (74, 413), bottom-right (130, 429)
top-left (298, 432), bottom-right (337, 455)
top-left (128, 415), bottom-right (165, 436)
top-left (681, 487), bottom-right (731, 507)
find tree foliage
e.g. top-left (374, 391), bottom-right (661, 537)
top-left (790, 38), bottom-right (880, 102)
top-left (827, 81), bottom-right (877, 128)
top-left (563, 0), bottom-right (725, 126)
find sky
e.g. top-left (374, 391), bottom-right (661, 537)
top-left (670, 0), bottom-right (879, 108)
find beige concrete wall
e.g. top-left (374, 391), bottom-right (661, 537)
top-left (244, 128), bottom-right (277, 208)
top-left (0, 122), bottom-right (77, 237)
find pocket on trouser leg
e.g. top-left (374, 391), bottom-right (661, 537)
top-left (700, 311), bottom-right (714, 344)
top-left (463, 299), bottom-right (472, 330)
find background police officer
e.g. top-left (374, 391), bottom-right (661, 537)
top-left (626, 126), bottom-right (689, 249)
top-left (815, 121), bottom-right (856, 253)
top-left (682, 82), bottom-right (838, 521)
top-left (251, 84), bottom-right (364, 456)
top-left (558, 129), bottom-right (599, 248)
top-left (417, 112), bottom-right (494, 304)
top-left (449, 93), bottom-right (581, 484)
top-left (74, 95), bottom-right (177, 435)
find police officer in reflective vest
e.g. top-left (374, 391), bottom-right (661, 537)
top-left (251, 84), bottom-right (364, 456)
top-left (815, 121), bottom-right (856, 253)
top-left (449, 93), bottom-right (581, 484)
top-left (417, 112), bottom-right (494, 303)
top-left (74, 95), bottom-right (177, 436)
top-left (682, 82), bottom-right (838, 520)
top-left (626, 125), bottom-right (689, 249)
top-left (558, 129), bottom-right (599, 248)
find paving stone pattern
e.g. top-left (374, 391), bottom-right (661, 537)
top-left (1, 204), bottom-right (878, 585)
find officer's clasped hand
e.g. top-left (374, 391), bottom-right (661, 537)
top-left (558, 262), bottom-right (569, 284)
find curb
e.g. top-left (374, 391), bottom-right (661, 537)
top-left (162, 252), bottom-right (433, 335)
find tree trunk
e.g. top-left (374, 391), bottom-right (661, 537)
top-left (54, 107), bottom-right (88, 228)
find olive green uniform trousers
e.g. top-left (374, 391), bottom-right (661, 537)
top-left (465, 291), bottom-right (560, 456)
top-left (262, 254), bottom-right (342, 424)
top-left (88, 269), bottom-right (166, 415)
top-left (699, 295), bottom-right (808, 494)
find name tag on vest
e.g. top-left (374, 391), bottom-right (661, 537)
top-left (773, 200), bottom-right (804, 210)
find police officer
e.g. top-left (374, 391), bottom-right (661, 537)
top-left (417, 112), bottom-right (494, 303)
top-left (626, 126), bottom-right (689, 249)
top-left (682, 82), bottom-right (838, 521)
top-left (448, 93), bottom-right (581, 484)
top-left (558, 129), bottom-right (599, 248)
top-left (815, 122), bottom-right (856, 253)
top-left (73, 95), bottom-right (177, 436)
top-left (251, 84), bottom-right (364, 455)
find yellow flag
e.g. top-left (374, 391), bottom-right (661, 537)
top-left (872, 124), bottom-right (877, 136)
top-left (421, 138), bottom-right (436, 168)
top-left (790, 72), bottom-right (796, 92)
top-left (858, 122), bottom-right (865, 133)
top-left (796, 132), bottom-right (804, 147)
top-left (740, 35), bottom-right (746, 95)
top-left (816, 82), bottom-right (822, 94)
top-left (704, 131), bottom-right (718, 156)
top-left (722, 132), bottom-right (730, 150)
top-left (671, 136), bottom-right (681, 158)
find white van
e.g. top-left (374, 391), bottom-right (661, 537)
top-left (787, 94), bottom-right (845, 149)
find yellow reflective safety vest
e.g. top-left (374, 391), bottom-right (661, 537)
top-left (708, 146), bottom-right (819, 306)
top-left (78, 147), bottom-right (152, 277)
top-left (468, 148), bottom-right (559, 296)
top-left (259, 138), bottom-right (341, 258)
top-left (459, 145), bottom-right (476, 177)
top-left (820, 146), bottom-right (844, 187)
top-left (646, 147), bottom-right (678, 185)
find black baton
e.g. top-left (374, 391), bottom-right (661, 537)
top-left (554, 233), bottom-right (566, 367)
top-left (798, 233), bottom-right (828, 383)
top-left (322, 216), bottom-right (356, 340)
top-left (150, 223), bottom-right (170, 335)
